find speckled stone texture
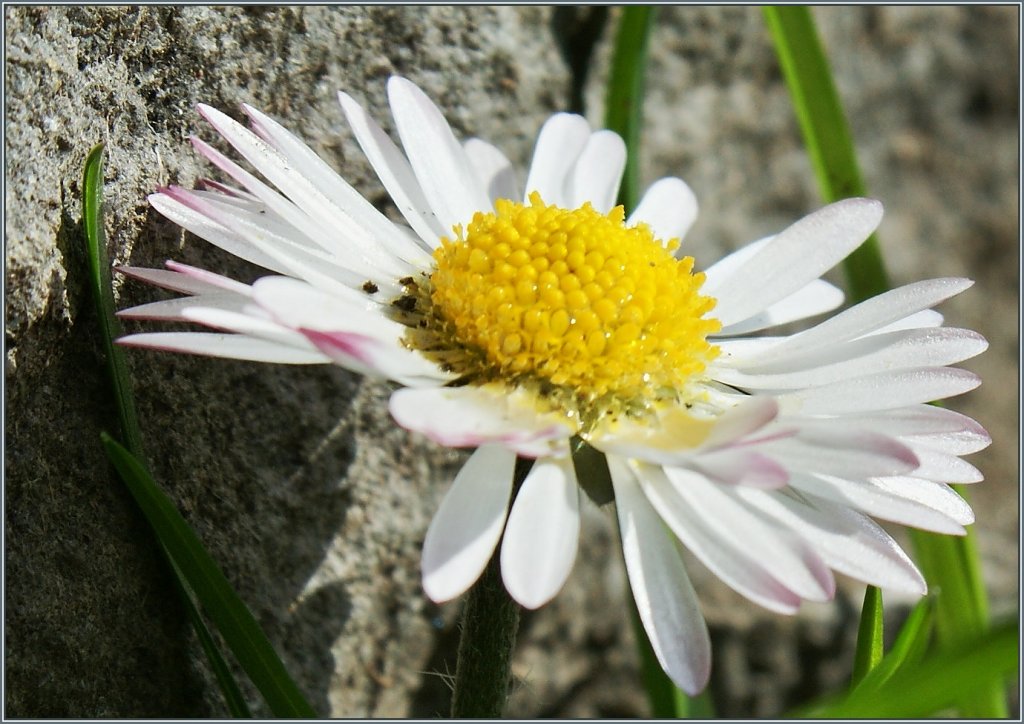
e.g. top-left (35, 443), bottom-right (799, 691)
top-left (4, 5), bottom-right (1018, 719)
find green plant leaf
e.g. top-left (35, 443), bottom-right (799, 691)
top-left (102, 435), bottom-right (317, 718)
top-left (764, 8), bottom-right (1007, 715)
top-left (605, 5), bottom-right (657, 212)
top-left (798, 618), bottom-right (1017, 718)
top-left (850, 586), bottom-right (884, 687)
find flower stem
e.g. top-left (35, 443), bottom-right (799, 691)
top-left (449, 458), bottom-right (532, 718)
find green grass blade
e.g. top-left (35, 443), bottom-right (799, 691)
top-left (799, 618), bottom-right (1017, 718)
top-left (82, 144), bottom-right (146, 456)
top-left (764, 9), bottom-right (1007, 715)
top-left (605, 5), bottom-right (657, 212)
top-left (762, 6), bottom-right (888, 301)
top-left (83, 146), bottom-right (309, 717)
top-left (850, 586), bottom-right (884, 687)
top-left (166, 554), bottom-right (254, 718)
top-left (102, 435), bottom-right (317, 718)
top-left (604, 7), bottom-right (707, 717)
top-left (852, 595), bottom-right (933, 698)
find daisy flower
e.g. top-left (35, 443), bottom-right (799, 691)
top-left (118, 76), bottom-right (989, 694)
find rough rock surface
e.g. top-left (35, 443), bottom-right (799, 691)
top-left (5, 5), bottom-right (1018, 719)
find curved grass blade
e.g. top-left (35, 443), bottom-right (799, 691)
top-left (764, 9), bottom-right (1006, 716)
top-left (605, 5), bottom-right (657, 212)
top-left (83, 144), bottom-right (146, 456)
top-left (102, 434), bottom-right (316, 718)
top-left (797, 618), bottom-right (1017, 718)
top-left (85, 144), bottom-right (250, 717)
top-left (84, 145), bottom-right (310, 717)
top-left (852, 595), bottom-right (933, 699)
top-left (850, 585), bottom-right (884, 687)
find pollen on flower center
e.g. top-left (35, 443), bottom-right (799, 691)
top-left (403, 192), bottom-right (721, 419)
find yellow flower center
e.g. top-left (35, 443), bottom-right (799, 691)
top-left (398, 193), bottom-right (720, 423)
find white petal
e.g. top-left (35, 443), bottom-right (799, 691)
top-left (197, 106), bottom-right (408, 276)
top-left (118, 293), bottom-right (250, 322)
top-left (566, 130), bottom-right (626, 212)
top-left (338, 90), bottom-right (448, 248)
top-left (161, 186), bottom-right (384, 294)
top-left (117, 264), bottom-right (251, 297)
top-left (759, 428), bottom-right (919, 479)
top-left (592, 396), bottom-right (780, 465)
top-left (421, 445), bottom-right (516, 603)
top-left (500, 457), bottom-right (580, 609)
top-left (906, 445), bottom-right (984, 483)
top-left (800, 406), bottom-right (991, 456)
top-left (734, 487), bottom-right (927, 595)
top-left (708, 199), bottom-right (883, 326)
top-left (869, 476), bottom-right (975, 526)
top-left (609, 457), bottom-right (711, 695)
top-left (180, 306), bottom-right (318, 349)
top-left (388, 385), bottom-right (575, 458)
top-left (251, 276), bottom-right (401, 340)
top-left (776, 367), bottom-right (981, 415)
top-left (691, 449), bottom-right (789, 488)
top-left (628, 177), bottom-right (699, 244)
top-left (715, 328), bottom-right (988, 389)
top-left (659, 464), bottom-right (835, 603)
top-left (149, 191), bottom-right (293, 275)
top-left (874, 309), bottom-right (944, 333)
top-left (788, 473), bottom-right (966, 535)
top-left (746, 278), bottom-right (974, 367)
top-left (463, 137), bottom-right (519, 203)
top-left (117, 332), bottom-right (329, 364)
top-left (715, 279), bottom-right (845, 336)
top-left (243, 102), bottom-right (433, 268)
top-left (387, 76), bottom-right (491, 230)
top-left (301, 328), bottom-right (449, 386)
top-left (701, 234), bottom-right (773, 290)
top-left (635, 463), bottom-right (806, 613)
top-left (523, 113), bottom-right (591, 207)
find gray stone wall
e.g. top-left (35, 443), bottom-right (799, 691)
top-left (5, 5), bottom-right (1017, 718)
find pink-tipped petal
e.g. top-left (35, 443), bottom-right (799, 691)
top-left (388, 385), bottom-right (575, 458)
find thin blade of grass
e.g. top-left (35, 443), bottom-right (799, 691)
top-left (85, 144), bottom-right (250, 716)
top-left (850, 586), bottom-right (884, 687)
top-left (102, 435), bottom-right (317, 718)
top-left (761, 6), bottom-right (888, 301)
top-left (167, 554), bottom-right (254, 718)
top-left (797, 618), bottom-right (1017, 719)
top-left (851, 595), bottom-right (933, 698)
top-left (83, 144), bottom-right (146, 456)
top-left (604, 7), bottom-right (710, 717)
top-left (83, 145), bottom-right (310, 717)
top-left (605, 5), bottom-right (657, 212)
top-left (764, 8), bottom-right (1006, 716)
